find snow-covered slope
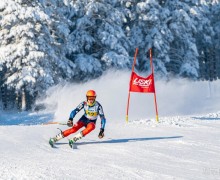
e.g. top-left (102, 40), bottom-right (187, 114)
top-left (0, 112), bottom-right (220, 180)
top-left (1, 72), bottom-right (220, 179)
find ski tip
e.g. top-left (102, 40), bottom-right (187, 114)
top-left (68, 139), bottom-right (77, 149)
top-left (49, 138), bottom-right (55, 148)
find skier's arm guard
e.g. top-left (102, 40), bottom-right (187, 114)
top-left (100, 116), bottom-right (106, 129)
top-left (98, 103), bottom-right (106, 129)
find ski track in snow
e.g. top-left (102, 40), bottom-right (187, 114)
top-left (0, 112), bottom-right (220, 180)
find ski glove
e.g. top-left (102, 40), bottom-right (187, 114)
top-left (98, 128), bottom-right (104, 139)
top-left (67, 120), bottom-right (73, 127)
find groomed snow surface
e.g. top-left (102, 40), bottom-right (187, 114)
top-left (0, 111), bottom-right (220, 180)
top-left (1, 73), bottom-right (220, 180)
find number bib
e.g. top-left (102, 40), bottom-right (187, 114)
top-left (84, 102), bottom-right (100, 120)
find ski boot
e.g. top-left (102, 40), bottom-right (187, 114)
top-left (49, 132), bottom-right (64, 148)
top-left (69, 132), bottom-right (83, 148)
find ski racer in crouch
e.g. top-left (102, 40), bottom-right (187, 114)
top-left (49, 90), bottom-right (106, 148)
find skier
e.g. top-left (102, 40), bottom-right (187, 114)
top-left (49, 90), bottom-right (106, 148)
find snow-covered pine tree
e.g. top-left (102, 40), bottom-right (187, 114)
top-left (211, 1), bottom-right (220, 80)
top-left (119, 0), bottom-right (173, 77)
top-left (0, 0), bottom-right (220, 110)
top-left (162, 0), bottom-right (202, 79)
top-left (0, 0), bottom-right (75, 109)
top-left (189, 0), bottom-right (214, 81)
top-left (65, 0), bottom-right (131, 82)
top-left (163, 0), bottom-right (220, 80)
top-left (121, 0), bottom-right (218, 80)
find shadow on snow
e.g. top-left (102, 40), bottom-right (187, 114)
top-left (56, 136), bottom-right (183, 146)
top-left (192, 117), bottom-right (220, 121)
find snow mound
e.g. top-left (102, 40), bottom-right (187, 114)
top-left (129, 112), bottom-right (220, 128)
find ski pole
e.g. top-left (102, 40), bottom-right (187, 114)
top-left (42, 122), bottom-right (67, 125)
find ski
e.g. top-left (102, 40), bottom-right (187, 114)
top-left (49, 138), bottom-right (56, 148)
top-left (49, 138), bottom-right (77, 149)
top-left (69, 139), bottom-right (77, 149)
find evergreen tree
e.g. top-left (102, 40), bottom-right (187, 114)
top-left (121, 0), bottom-right (200, 78)
top-left (0, 0), bottom-right (75, 109)
top-left (65, 0), bottom-right (131, 82)
top-left (0, 0), bottom-right (220, 110)
top-left (119, 0), bottom-right (173, 77)
top-left (195, 0), bottom-right (219, 81)
top-left (211, 1), bottom-right (220, 80)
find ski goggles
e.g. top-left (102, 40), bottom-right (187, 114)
top-left (87, 96), bottom-right (96, 100)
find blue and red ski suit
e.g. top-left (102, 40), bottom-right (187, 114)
top-left (62, 101), bottom-right (106, 137)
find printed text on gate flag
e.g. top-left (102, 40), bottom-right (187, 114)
top-left (129, 71), bottom-right (155, 93)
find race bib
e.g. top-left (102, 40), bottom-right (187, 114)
top-left (85, 110), bottom-right (98, 117)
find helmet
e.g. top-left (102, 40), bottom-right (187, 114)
top-left (86, 90), bottom-right (97, 97)
top-left (86, 90), bottom-right (96, 106)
